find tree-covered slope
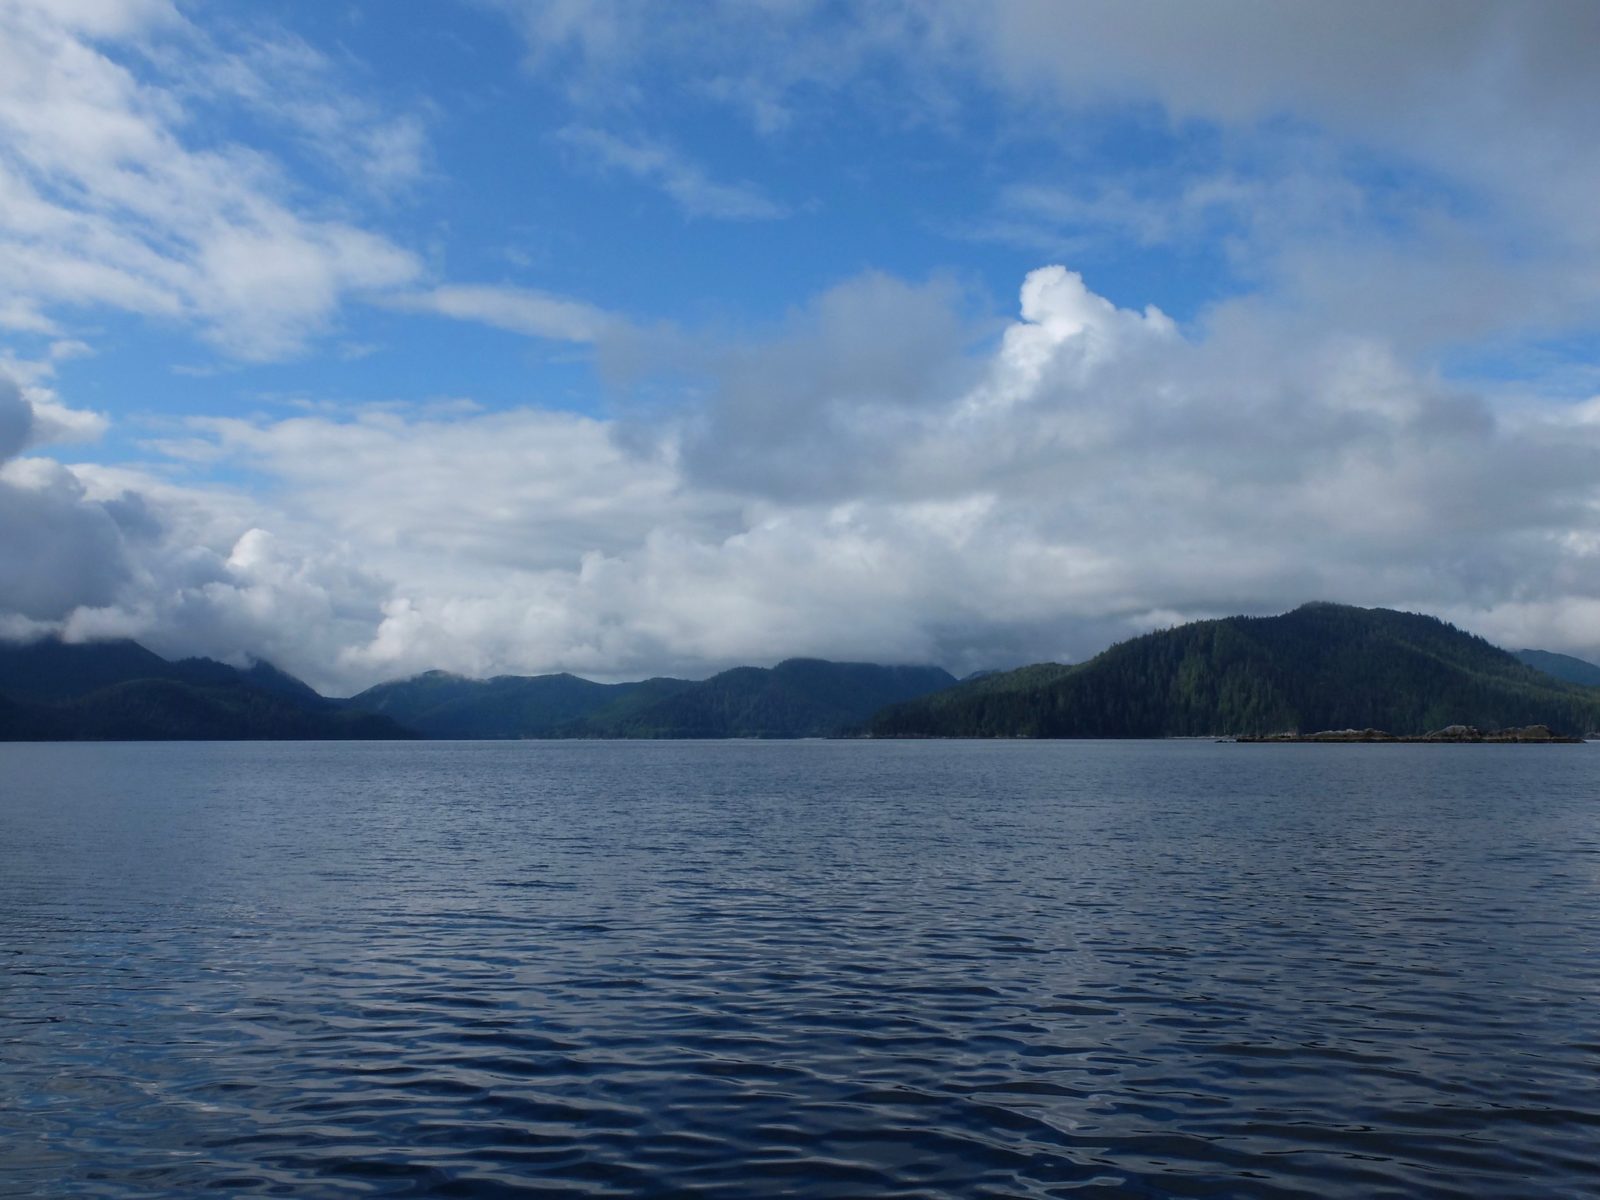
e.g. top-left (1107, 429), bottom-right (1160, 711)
top-left (346, 670), bottom-right (693, 738)
top-left (1516, 648), bottom-right (1600, 689)
top-left (0, 638), bottom-right (413, 741)
top-left (868, 603), bottom-right (1600, 738)
top-left (0, 637), bottom-right (180, 702)
top-left (556, 676), bottom-right (700, 732)
top-left (348, 659), bottom-right (955, 738)
top-left (566, 659), bottom-right (958, 738)
top-left (2, 679), bottom-right (413, 741)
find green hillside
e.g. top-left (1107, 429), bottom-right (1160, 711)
top-left (348, 658), bottom-right (955, 739)
top-left (0, 637), bottom-right (180, 702)
top-left (0, 638), bottom-right (413, 741)
top-left (564, 659), bottom-right (959, 738)
top-left (867, 603), bottom-right (1600, 738)
top-left (1516, 648), bottom-right (1600, 689)
top-left (346, 670), bottom-right (694, 738)
top-left (19, 679), bottom-right (411, 741)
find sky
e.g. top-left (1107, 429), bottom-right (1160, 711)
top-left (5, 0), bottom-right (1600, 695)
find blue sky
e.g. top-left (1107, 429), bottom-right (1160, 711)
top-left (48, 2), bottom-right (1249, 431)
top-left (5, 0), bottom-right (1600, 692)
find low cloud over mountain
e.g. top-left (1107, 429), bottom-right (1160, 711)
top-left (5, 3), bottom-right (1600, 692)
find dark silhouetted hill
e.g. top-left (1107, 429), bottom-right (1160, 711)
top-left (0, 638), bottom-right (413, 741)
top-left (1516, 648), bottom-right (1600, 689)
top-left (346, 670), bottom-right (695, 738)
top-left (567, 659), bottom-right (958, 738)
top-left (867, 604), bottom-right (1600, 739)
top-left (353, 658), bottom-right (957, 738)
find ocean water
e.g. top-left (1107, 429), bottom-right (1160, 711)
top-left (1, 739), bottom-right (1597, 1198)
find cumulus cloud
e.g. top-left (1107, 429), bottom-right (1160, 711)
top-left (951, 3), bottom-right (1600, 353)
top-left (8, 263), bottom-right (1597, 692)
top-left (0, 367), bottom-right (393, 691)
top-left (657, 270), bottom-right (986, 501)
top-left (0, 377), bottom-right (32, 459)
top-left (6, 7), bottom-right (1600, 685)
top-left (29, 402), bottom-right (732, 690)
top-left (494, 1), bottom-right (1600, 359)
top-left (0, 376), bottom-right (131, 623)
top-left (7, 3), bottom-right (1600, 696)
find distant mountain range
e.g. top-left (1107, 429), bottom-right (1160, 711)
top-left (346, 669), bottom-right (678, 739)
top-left (1514, 648), bottom-right (1600, 689)
top-left (3, 606), bottom-right (1598, 741)
top-left (0, 640), bottom-right (956, 741)
top-left (868, 603), bottom-right (1600, 739)
top-left (348, 659), bottom-right (958, 739)
top-left (0, 639), bottom-right (412, 741)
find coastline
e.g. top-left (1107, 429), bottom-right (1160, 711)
top-left (1235, 724), bottom-right (1585, 744)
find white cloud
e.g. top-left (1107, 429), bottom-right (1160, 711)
top-left (0, 0), bottom-right (422, 360)
top-left (8, 264), bottom-right (1600, 692)
top-left (0, 377), bottom-right (31, 459)
top-left (0, 376), bottom-right (131, 622)
top-left (963, 3), bottom-right (1600, 341)
top-left (388, 284), bottom-right (611, 342)
top-left (26, 396), bottom-right (108, 447)
top-left (7, 0), bottom-right (178, 39)
top-left (493, 0), bottom-right (939, 131)
top-left (0, 343), bottom-right (109, 446)
top-left (558, 126), bottom-right (787, 220)
top-left (496, 2), bottom-right (1600, 354)
top-left (178, 25), bottom-right (431, 194)
top-left (8, 3), bottom-right (1600, 692)
top-left (656, 270), bottom-right (986, 501)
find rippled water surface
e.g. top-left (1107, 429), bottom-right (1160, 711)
top-left (3, 740), bottom-right (1598, 1198)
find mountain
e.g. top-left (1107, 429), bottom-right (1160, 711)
top-left (0, 637), bottom-right (179, 703)
top-left (346, 670), bottom-right (694, 739)
top-left (1516, 648), bottom-right (1600, 689)
top-left (867, 603), bottom-right (1600, 739)
top-left (0, 638), bottom-right (413, 741)
top-left (353, 658), bottom-right (958, 738)
top-left (0, 641), bottom-right (954, 742)
top-left (567, 659), bottom-right (959, 738)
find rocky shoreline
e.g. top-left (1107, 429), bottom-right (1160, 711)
top-left (1236, 724), bottom-right (1585, 744)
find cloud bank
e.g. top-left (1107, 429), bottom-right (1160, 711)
top-left (8, 263), bottom-right (1600, 692)
top-left (5, 3), bottom-right (1600, 693)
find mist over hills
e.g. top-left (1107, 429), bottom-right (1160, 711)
top-left (3, 605), bottom-right (1597, 741)
top-left (868, 603), bottom-right (1600, 739)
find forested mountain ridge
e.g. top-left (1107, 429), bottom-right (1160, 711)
top-left (1516, 648), bottom-right (1600, 689)
top-left (0, 638), bottom-right (412, 741)
top-left (355, 658), bottom-right (957, 738)
top-left (563, 659), bottom-right (958, 738)
top-left (10, 610), bottom-right (1594, 742)
top-left (0, 639), bottom-right (955, 741)
top-left (866, 603), bottom-right (1600, 738)
top-left (346, 670), bottom-right (695, 739)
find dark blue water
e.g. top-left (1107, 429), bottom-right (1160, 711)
top-left (2, 740), bottom-right (1598, 1198)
